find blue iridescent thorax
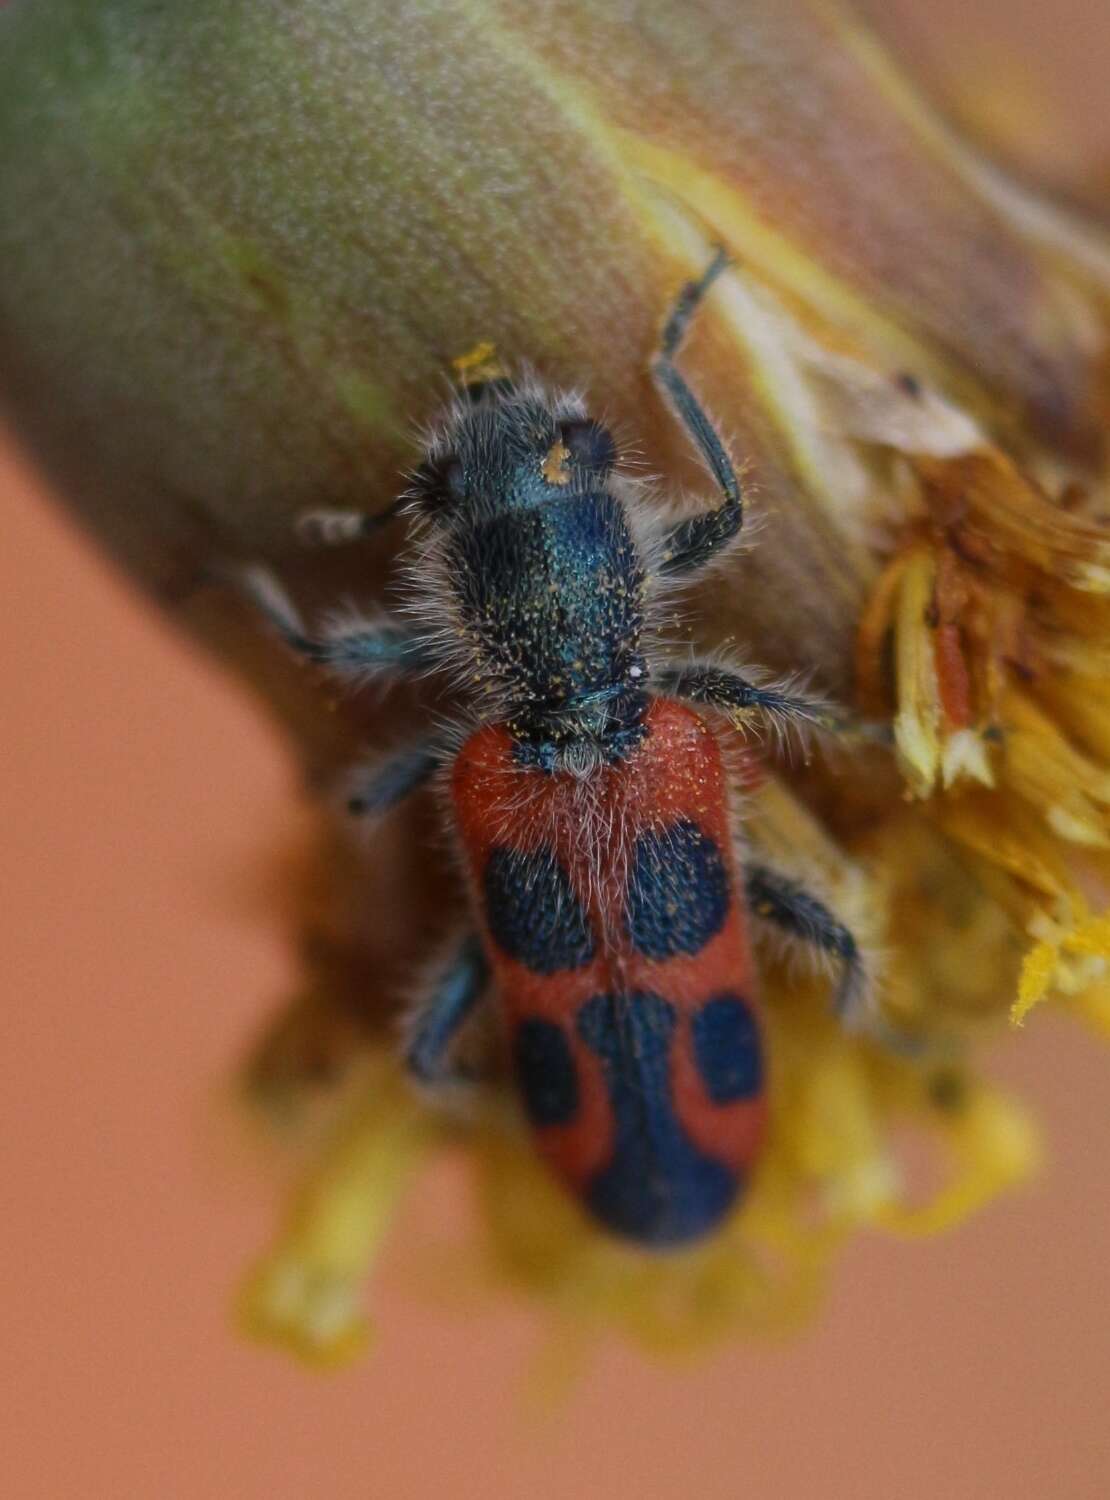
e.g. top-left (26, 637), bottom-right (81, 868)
top-left (451, 491), bottom-right (646, 721)
top-left (413, 382), bottom-right (648, 761)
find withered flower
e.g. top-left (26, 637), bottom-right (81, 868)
top-left (1, 0), bottom-right (1106, 1365)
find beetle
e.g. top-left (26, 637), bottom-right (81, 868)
top-left (239, 251), bottom-right (867, 1248)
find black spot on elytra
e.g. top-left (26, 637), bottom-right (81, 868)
top-left (625, 819), bottom-right (729, 960)
top-left (483, 844), bottom-right (594, 973)
top-left (513, 1018), bottom-right (579, 1127)
top-left (575, 990), bottom-right (739, 1246)
top-left (691, 993), bottom-right (763, 1104)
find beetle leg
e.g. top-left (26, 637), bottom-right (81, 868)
top-left (657, 661), bottom-right (841, 739)
top-left (335, 740), bottom-right (447, 819)
top-left (403, 933), bottom-right (491, 1087)
top-left (235, 564), bottom-right (428, 679)
top-left (295, 498), bottom-right (407, 546)
top-left (651, 249), bottom-right (745, 578)
top-left (744, 863), bottom-right (869, 1026)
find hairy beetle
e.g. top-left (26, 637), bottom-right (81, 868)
top-left (241, 252), bottom-right (867, 1247)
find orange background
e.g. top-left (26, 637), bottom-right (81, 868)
top-left (4, 6), bottom-right (1110, 1497)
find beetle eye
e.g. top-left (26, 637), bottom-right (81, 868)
top-left (558, 419), bottom-right (616, 475)
top-left (411, 454), bottom-right (466, 514)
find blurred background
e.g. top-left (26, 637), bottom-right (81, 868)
top-left (3, 3), bottom-right (1109, 1497)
